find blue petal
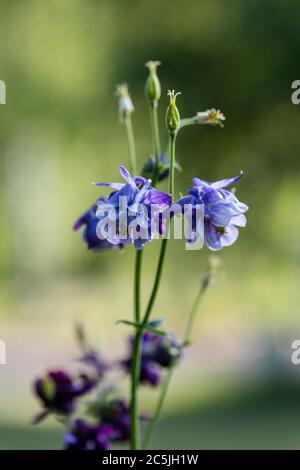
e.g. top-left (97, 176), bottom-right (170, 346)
top-left (204, 221), bottom-right (222, 251)
top-left (120, 166), bottom-right (136, 188)
top-left (144, 188), bottom-right (171, 206)
top-left (164, 196), bottom-right (196, 218)
top-left (220, 224), bottom-right (239, 247)
top-left (210, 171), bottom-right (244, 190)
top-left (192, 177), bottom-right (209, 187)
top-left (208, 201), bottom-right (232, 227)
top-left (94, 182), bottom-right (125, 190)
top-left (231, 214), bottom-right (247, 227)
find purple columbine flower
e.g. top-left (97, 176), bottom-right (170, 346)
top-left (33, 370), bottom-right (95, 422)
top-left (150, 335), bottom-right (183, 368)
top-left (73, 203), bottom-right (124, 251)
top-left (100, 398), bottom-right (131, 441)
top-left (122, 332), bottom-right (182, 386)
top-left (169, 172), bottom-right (248, 250)
top-left (95, 166), bottom-right (171, 250)
top-left (64, 419), bottom-right (118, 450)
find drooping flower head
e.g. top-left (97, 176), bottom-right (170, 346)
top-left (33, 370), bottom-right (95, 422)
top-left (95, 166), bottom-right (171, 250)
top-left (169, 172), bottom-right (248, 250)
top-left (64, 419), bottom-right (118, 451)
top-left (122, 332), bottom-right (182, 386)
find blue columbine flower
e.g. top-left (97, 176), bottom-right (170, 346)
top-left (95, 166), bottom-right (171, 250)
top-left (168, 172), bottom-right (248, 251)
top-left (73, 203), bottom-right (124, 251)
top-left (33, 370), bottom-right (95, 422)
top-left (64, 419), bottom-right (118, 450)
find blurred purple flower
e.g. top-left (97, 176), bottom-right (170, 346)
top-left (64, 419), bottom-right (118, 450)
top-left (33, 370), bottom-right (94, 422)
top-left (100, 398), bottom-right (131, 441)
top-left (122, 332), bottom-right (182, 386)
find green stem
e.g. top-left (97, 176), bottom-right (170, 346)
top-left (141, 131), bottom-right (176, 330)
top-left (149, 102), bottom-right (161, 187)
top-left (183, 284), bottom-right (206, 342)
top-left (142, 282), bottom-right (208, 449)
top-left (125, 114), bottom-right (137, 175)
top-left (169, 133), bottom-right (176, 199)
top-left (124, 109), bottom-right (141, 449)
top-left (130, 249), bottom-right (143, 450)
top-left (141, 238), bottom-right (168, 326)
top-left (139, 132), bottom-right (177, 450)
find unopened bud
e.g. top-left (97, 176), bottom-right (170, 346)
top-left (165, 90), bottom-right (181, 136)
top-left (145, 60), bottom-right (161, 104)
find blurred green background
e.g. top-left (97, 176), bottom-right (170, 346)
top-left (1, 0), bottom-right (300, 449)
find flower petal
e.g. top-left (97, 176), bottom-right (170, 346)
top-left (220, 224), bottom-right (239, 247)
top-left (94, 182), bottom-right (125, 190)
top-left (204, 221), bottom-right (222, 251)
top-left (120, 166), bottom-right (136, 188)
top-left (209, 201), bottom-right (232, 227)
top-left (192, 177), bottom-right (209, 187)
top-left (231, 214), bottom-right (247, 227)
top-left (210, 171), bottom-right (244, 190)
top-left (144, 188), bottom-right (171, 206)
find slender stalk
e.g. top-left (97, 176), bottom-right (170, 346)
top-left (142, 237), bottom-right (168, 326)
top-left (169, 133), bottom-right (176, 198)
top-left (183, 284), bottom-right (206, 342)
top-left (124, 114), bottom-right (136, 176)
top-left (140, 131), bottom-right (176, 329)
top-left (149, 103), bottom-right (161, 187)
top-left (123, 108), bottom-right (142, 449)
top-left (142, 282), bottom-right (208, 449)
top-left (130, 249), bottom-right (143, 449)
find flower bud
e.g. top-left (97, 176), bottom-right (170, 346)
top-left (165, 90), bottom-right (181, 135)
top-left (145, 60), bottom-right (161, 104)
top-left (115, 83), bottom-right (134, 121)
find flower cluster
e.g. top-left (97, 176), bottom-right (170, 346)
top-left (32, 327), bottom-right (179, 448)
top-left (74, 167), bottom-right (247, 252)
top-left (64, 396), bottom-right (132, 450)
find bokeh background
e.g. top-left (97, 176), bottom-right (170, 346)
top-left (0, 0), bottom-right (300, 449)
